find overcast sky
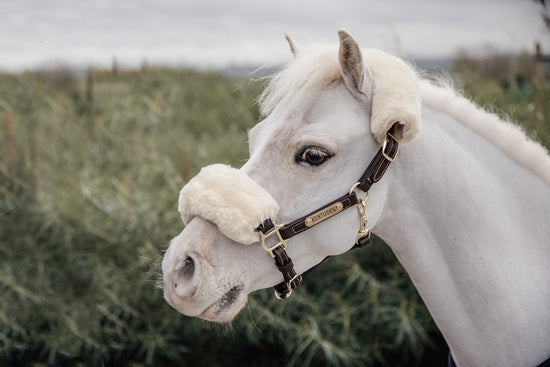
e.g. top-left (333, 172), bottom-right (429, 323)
top-left (1, 0), bottom-right (548, 71)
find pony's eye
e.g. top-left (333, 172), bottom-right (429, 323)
top-left (296, 146), bottom-right (333, 166)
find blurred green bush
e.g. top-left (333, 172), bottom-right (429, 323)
top-left (0, 57), bottom-right (547, 366)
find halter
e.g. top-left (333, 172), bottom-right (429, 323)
top-left (178, 126), bottom-right (400, 300)
top-left (257, 128), bottom-right (399, 299)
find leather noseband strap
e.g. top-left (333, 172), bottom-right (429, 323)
top-left (258, 129), bottom-right (399, 299)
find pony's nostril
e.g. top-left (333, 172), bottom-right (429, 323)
top-left (174, 256), bottom-right (195, 290)
top-left (171, 255), bottom-right (199, 298)
top-left (180, 256), bottom-right (195, 279)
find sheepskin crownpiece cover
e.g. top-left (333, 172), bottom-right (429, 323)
top-left (365, 48), bottom-right (421, 144)
top-left (178, 164), bottom-right (279, 245)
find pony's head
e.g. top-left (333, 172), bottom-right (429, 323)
top-left (162, 30), bottom-right (421, 322)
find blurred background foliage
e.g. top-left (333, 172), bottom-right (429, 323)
top-left (0, 49), bottom-right (548, 366)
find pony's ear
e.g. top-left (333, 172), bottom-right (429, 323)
top-left (337, 30), bottom-right (421, 144)
top-left (284, 33), bottom-right (301, 57)
top-left (338, 29), bottom-right (373, 103)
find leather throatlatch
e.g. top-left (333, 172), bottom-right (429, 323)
top-left (258, 128), bottom-right (399, 299)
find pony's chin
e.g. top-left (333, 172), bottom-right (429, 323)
top-left (197, 294), bottom-right (248, 323)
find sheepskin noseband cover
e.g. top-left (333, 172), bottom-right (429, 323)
top-left (178, 164), bottom-right (279, 245)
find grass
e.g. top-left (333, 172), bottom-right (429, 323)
top-left (0, 56), bottom-right (547, 366)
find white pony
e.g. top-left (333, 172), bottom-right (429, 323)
top-left (162, 30), bottom-right (550, 367)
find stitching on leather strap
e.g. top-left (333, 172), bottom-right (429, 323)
top-left (279, 193), bottom-right (358, 239)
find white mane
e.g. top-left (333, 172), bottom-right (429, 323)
top-left (259, 44), bottom-right (550, 185)
top-left (419, 79), bottom-right (550, 184)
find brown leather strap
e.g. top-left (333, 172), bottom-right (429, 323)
top-left (357, 133), bottom-right (399, 192)
top-left (279, 193), bottom-right (358, 240)
top-left (272, 246), bottom-right (301, 298)
top-left (258, 194), bottom-right (358, 298)
top-left (352, 233), bottom-right (371, 248)
top-left (257, 221), bottom-right (301, 299)
top-left (257, 193), bottom-right (358, 240)
top-left (257, 219), bottom-right (275, 234)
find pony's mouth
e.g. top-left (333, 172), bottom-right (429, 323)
top-left (198, 285), bottom-right (245, 322)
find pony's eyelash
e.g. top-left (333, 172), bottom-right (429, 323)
top-left (295, 146), bottom-right (333, 166)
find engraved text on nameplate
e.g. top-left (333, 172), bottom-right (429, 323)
top-left (305, 202), bottom-right (344, 227)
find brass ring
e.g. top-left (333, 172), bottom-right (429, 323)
top-left (349, 182), bottom-right (361, 195)
top-left (274, 288), bottom-right (292, 300)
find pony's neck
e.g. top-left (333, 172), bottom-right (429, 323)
top-left (375, 105), bottom-right (550, 367)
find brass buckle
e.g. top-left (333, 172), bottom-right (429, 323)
top-left (349, 182), bottom-right (361, 195)
top-left (382, 133), bottom-right (399, 162)
top-left (274, 273), bottom-right (302, 300)
top-left (259, 222), bottom-right (288, 258)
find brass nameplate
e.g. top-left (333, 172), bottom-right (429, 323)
top-left (305, 202), bottom-right (344, 227)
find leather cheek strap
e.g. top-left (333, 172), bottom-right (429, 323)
top-left (357, 131), bottom-right (399, 192)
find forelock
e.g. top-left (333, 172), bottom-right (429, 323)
top-left (258, 44), bottom-right (342, 117)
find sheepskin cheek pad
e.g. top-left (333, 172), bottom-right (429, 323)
top-left (365, 49), bottom-right (421, 145)
top-left (178, 164), bottom-right (280, 245)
